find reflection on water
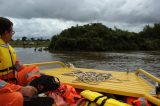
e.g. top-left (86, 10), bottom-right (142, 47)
top-left (15, 48), bottom-right (160, 78)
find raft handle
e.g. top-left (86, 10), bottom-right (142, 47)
top-left (25, 61), bottom-right (68, 68)
top-left (135, 69), bottom-right (160, 83)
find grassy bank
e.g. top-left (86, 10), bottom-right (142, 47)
top-left (10, 40), bottom-right (50, 48)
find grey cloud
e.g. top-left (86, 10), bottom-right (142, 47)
top-left (0, 0), bottom-right (83, 20)
top-left (0, 0), bottom-right (159, 38)
top-left (0, 0), bottom-right (159, 24)
top-left (99, 0), bottom-right (160, 23)
top-left (11, 18), bottom-right (85, 38)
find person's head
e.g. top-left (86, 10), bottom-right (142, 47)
top-left (0, 17), bottom-right (14, 43)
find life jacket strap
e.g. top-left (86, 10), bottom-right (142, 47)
top-left (100, 98), bottom-right (108, 106)
top-left (0, 44), bottom-right (9, 48)
top-left (93, 95), bottom-right (106, 103)
top-left (3, 78), bottom-right (18, 84)
top-left (0, 66), bottom-right (15, 72)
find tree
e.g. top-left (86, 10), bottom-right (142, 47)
top-left (22, 36), bottom-right (27, 48)
top-left (31, 37), bottom-right (35, 41)
top-left (48, 23), bottom-right (160, 51)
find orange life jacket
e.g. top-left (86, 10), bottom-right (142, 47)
top-left (58, 84), bottom-right (81, 104)
top-left (48, 84), bottom-right (82, 105)
top-left (126, 97), bottom-right (137, 105)
top-left (132, 97), bottom-right (151, 106)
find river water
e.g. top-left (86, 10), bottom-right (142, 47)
top-left (15, 48), bottom-right (160, 78)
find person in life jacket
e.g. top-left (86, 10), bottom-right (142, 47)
top-left (0, 17), bottom-right (59, 106)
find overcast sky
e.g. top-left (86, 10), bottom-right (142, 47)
top-left (0, 0), bottom-right (159, 39)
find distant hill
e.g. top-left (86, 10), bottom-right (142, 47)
top-left (49, 23), bottom-right (160, 51)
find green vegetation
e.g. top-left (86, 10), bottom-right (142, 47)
top-left (49, 23), bottom-right (160, 51)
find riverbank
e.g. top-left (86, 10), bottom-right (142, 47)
top-left (10, 40), bottom-right (50, 48)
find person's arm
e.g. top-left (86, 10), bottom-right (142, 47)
top-left (0, 79), bottom-right (21, 92)
top-left (15, 59), bottom-right (24, 72)
top-left (0, 79), bottom-right (37, 97)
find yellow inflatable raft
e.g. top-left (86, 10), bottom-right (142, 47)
top-left (25, 61), bottom-right (160, 106)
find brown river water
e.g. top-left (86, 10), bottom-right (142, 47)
top-left (15, 48), bottom-right (160, 79)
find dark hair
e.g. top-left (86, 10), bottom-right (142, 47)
top-left (0, 17), bottom-right (13, 35)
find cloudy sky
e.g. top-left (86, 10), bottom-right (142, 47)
top-left (0, 0), bottom-right (159, 39)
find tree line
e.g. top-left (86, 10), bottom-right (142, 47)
top-left (48, 23), bottom-right (160, 51)
top-left (11, 37), bottom-right (50, 48)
